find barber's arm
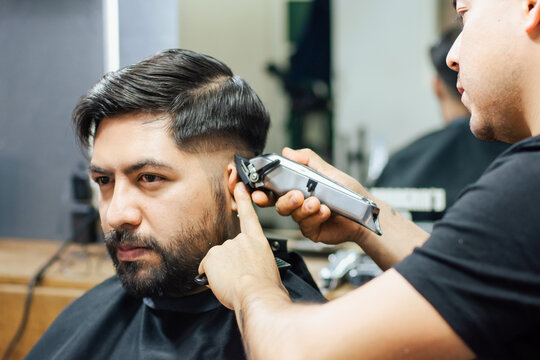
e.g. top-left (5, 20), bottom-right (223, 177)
top-left (199, 183), bottom-right (474, 359)
top-left (252, 147), bottom-right (429, 270)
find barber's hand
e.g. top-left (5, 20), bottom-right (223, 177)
top-left (252, 147), bottom-right (369, 245)
top-left (198, 182), bottom-right (286, 310)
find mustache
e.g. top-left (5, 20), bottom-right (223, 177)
top-left (104, 229), bottom-right (158, 250)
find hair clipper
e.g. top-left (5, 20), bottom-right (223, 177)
top-left (235, 153), bottom-right (382, 235)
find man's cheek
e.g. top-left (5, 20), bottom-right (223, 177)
top-left (98, 203), bottom-right (110, 231)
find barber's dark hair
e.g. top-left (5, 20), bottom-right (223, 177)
top-left (73, 49), bottom-right (270, 155)
top-left (430, 27), bottom-right (461, 99)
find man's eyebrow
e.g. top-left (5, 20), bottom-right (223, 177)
top-left (88, 165), bottom-right (113, 175)
top-left (124, 159), bottom-right (174, 175)
top-left (88, 160), bottom-right (174, 176)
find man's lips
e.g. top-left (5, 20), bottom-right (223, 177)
top-left (117, 245), bottom-right (151, 261)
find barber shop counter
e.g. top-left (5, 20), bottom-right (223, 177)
top-left (0, 238), bottom-right (115, 360)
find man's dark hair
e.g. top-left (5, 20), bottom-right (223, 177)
top-left (73, 49), bottom-right (270, 155)
top-left (430, 26), bottom-right (461, 99)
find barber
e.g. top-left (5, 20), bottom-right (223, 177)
top-left (199, 1), bottom-right (540, 358)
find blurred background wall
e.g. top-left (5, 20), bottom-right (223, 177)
top-left (0, 0), bottom-right (459, 240)
top-left (0, 0), bottom-right (178, 239)
top-left (0, 0), bottom-right (103, 240)
top-left (333, 0), bottom-right (439, 181)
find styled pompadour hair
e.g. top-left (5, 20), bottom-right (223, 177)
top-left (73, 49), bottom-right (270, 155)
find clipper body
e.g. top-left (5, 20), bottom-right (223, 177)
top-left (235, 154), bottom-right (382, 235)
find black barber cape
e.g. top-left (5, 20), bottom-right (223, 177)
top-left (26, 258), bottom-right (325, 359)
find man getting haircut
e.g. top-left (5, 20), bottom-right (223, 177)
top-left (26, 49), bottom-right (325, 360)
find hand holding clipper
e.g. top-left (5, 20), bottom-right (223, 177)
top-left (235, 153), bottom-right (382, 235)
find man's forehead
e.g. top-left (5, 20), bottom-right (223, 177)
top-left (93, 113), bottom-right (173, 146)
top-left (91, 113), bottom-right (182, 165)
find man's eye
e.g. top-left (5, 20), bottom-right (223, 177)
top-left (94, 176), bottom-right (111, 185)
top-left (140, 174), bottom-right (163, 183)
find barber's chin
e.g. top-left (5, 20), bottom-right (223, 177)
top-left (469, 117), bottom-right (497, 142)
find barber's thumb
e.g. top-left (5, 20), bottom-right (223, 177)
top-left (197, 258), bottom-right (205, 277)
top-left (282, 147), bottom-right (306, 163)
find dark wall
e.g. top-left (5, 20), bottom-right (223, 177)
top-left (0, 0), bottom-right (179, 241)
top-left (0, 0), bottom-right (103, 239)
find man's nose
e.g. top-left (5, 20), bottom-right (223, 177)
top-left (446, 32), bottom-right (461, 73)
top-left (106, 183), bottom-right (142, 230)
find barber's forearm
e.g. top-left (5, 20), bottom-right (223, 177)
top-left (354, 199), bottom-right (430, 270)
top-left (234, 282), bottom-right (293, 359)
top-left (234, 277), bottom-right (326, 360)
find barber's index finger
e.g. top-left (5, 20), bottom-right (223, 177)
top-left (234, 182), bottom-right (264, 237)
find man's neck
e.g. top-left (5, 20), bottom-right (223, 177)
top-left (519, 52), bottom-right (540, 138)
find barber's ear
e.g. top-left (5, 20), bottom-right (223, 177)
top-left (227, 161), bottom-right (239, 211)
top-left (525, 0), bottom-right (540, 34)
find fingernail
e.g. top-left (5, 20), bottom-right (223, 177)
top-left (289, 195), bottom-right (298, 206)
top-left (305, 199), bottom-right (313, 211)
top-left (235, 182), bottom-right (245, 192)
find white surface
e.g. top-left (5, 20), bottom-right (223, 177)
top-left (333, 0), bottom-right (441, 168)
top-left (103, 0), bottom-right (119, 72)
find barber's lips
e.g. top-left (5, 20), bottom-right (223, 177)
top-left (456, 82), bottom-right (469, 107)
top-left (117, 245), bottom-right (151, 261)
top-left (457, 82), bottom-right (465, 95)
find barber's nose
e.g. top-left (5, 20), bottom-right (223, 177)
top-left (105, 183), bottom-right (142, 230)
top-left (446, 32), bottom-right (461, 73)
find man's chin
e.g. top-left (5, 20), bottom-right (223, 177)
top-left (115, 261), bottom-right (199, 298)
top-left (117, 261), bottom-right (152, 280)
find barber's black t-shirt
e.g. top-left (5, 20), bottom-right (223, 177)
top-left (25, 261), bottom-right (325, 359)
top-left (395, 135), bottom-right (540, 359)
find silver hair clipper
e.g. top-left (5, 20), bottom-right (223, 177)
top-left (235, 154), bottom-right (382, 235)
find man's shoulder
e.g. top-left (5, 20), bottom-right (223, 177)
top-left (25, 276), bottom-right (142, 359)
top-left (72, 275), bottom-right (126, 307)
top-left (43, 275), bottom-right (133, 325)
top-left (482, 134), bottom-right (540, 176)
top-left (377, 121), bottom-right (468, 175)
top-left (390, 126), bottom-right (451, 160)
top-left (506, 134), bottom-right (540, 154)
top-left (279, 252), bottom-right (327, 304)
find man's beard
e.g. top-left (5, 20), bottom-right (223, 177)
top-left (104, 188), bottom-right (232, 298)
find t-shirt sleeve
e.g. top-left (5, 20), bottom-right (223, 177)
top-left (394, 144), bottom-right (540, 359)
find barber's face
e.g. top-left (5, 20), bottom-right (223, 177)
top-left (448, 0), bottom-right (530, 143)
top-left (90, 113), bottom-right (236, 297)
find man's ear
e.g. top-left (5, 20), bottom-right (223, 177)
top-left (227, 161), bottom-right (239, 211)
top-left (525, 0), bottom-right (540, 34)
